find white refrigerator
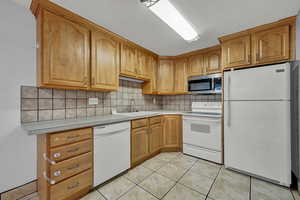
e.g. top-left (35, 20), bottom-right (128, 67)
top-left (224, 63), bottom-right (291, 187)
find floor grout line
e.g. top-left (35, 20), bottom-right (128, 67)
top-left (114, 183), bottom-right (138, 200)
top-left (95, 189), bottom-right (108, 200)
top-left (135, 183), bottom-right (161, 199)
top-left (113, 153), bottom-right (183, 200)
top-left (204, 165), bottom-right (222, 200)
top-left (291, 189), bottom-right (297, 200)
top-left (159, 156), bottom-right (206, 199)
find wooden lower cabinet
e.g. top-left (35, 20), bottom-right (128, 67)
top-left (149, 123), bottom-right (163, 154)
top-left (162, 115), bottom-right (182, 151)
top-left (131, 115), bottom-right (182, 167)
top-left (37, 128), bottom-right (93, 200)
top-left (131, 127), bottom-right (149, 166)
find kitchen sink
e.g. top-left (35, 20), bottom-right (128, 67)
top-left (115, 111), bottom-right (159, 117)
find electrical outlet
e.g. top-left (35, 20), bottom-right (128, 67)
top-left (88, 98), bottom-right (99, 105)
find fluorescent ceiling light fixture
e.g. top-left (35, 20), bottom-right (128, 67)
top-left (142, 0), bottom-right (199, 42)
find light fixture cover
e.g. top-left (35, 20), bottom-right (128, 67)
top-left (142, 0), bottom-right (199, 42)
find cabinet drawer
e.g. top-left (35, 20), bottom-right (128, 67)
top-left (150, 116), bottom-right (161, 125)
top-left (50, 128), bottom-right (92, 148)
top-left (50, 152), bottom-right (92, 183)
top-left (50, 169), bottom-right (92, 200)
top-left (132, 118), bottom-right (148, 129)
top-left (50, 140), bottom-right (92, 162)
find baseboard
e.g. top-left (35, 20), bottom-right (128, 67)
top-left (160, 147), bottom-right (182, 152)
top-left (0, 181), bottom-right (37, 200)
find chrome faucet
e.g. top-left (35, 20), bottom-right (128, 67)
top-left (130, 99), bottom-right (136, 112)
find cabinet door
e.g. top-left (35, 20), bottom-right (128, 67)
top-left (252, 25), bottom-right (290, 65)
top-left (137, 51), bottom-right (150, 79)
top-left (91, 31), bottom-right (119, 91)
top-left (42, 10), bottom-right (90, 89)
top-left (163, 115), bottom-right (182, 149)
top-left (131, 127), bottom-right (149, 165)
top-left (120, 43), bottom-right (137, 77)
top-left (149, 123), bottom-right (162, 154)
top-left (187, 54), bottom-right (206, 77)
top-left (142, 56), bottom-right (158, 94)
top-left (222, 35), bottom-right (251, 69)
top-left (157, 59), bottom-right (174, 94)
top-left (174, 58), bottom-right (188, 93)
top-left (205, 49), bottom-right (221, 74)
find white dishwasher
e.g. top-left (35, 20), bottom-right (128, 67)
top-left (93, 122), bottom-right (131, 187)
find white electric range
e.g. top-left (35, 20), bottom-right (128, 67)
top-left (183, 102), bottom-right (222, 164)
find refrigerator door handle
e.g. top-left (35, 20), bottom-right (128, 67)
top-left (227, 100), bottom-right (231, 127)
top-left (227, 75), bottom-right (231, 127)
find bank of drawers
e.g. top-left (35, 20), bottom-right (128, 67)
top-left (38, 128), bottom-right (93, 200)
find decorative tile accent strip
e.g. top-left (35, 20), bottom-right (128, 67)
top-left (0, 181), bottom-right (37, 200)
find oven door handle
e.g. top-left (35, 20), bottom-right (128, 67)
top-left (183, 118), bottom-right (221, 123)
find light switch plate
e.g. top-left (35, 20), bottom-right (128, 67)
top-left (88, 98), bottom-right (99, 105)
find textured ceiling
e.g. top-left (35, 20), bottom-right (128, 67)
top-left (14, 0), bottom-right (300, 56)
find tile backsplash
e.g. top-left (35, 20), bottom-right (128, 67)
top-left (21, 80), bottom-right (221, 123)
top-left (21, 80), bottom-right (162, 123)
top-left (161, 94), bottom-right (221, 111)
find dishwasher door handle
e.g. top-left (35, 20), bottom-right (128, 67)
top-left (94, 128), bottom-right (130, 137)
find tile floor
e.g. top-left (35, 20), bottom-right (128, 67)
top-left (22, 152), bottom-right (300, 200)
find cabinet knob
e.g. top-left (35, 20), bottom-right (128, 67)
top-left (67, 182), bottom-right (80, 190)
top-left (53, 153), bottom-right (61, 158)
top-left (53, 170), bottom-right (61, 177)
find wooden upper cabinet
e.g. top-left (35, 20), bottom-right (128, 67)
top-left (205, 49), bottom-right (221, 74)
top-left (137, 51), bottom-right (150, 80)
top-left (221, 35), bottom-right (251, 69)
top-left (120, 43), bottom-right (137, 77)
top-left (187, 54), bottom-right (205, 77)
top-left (142, 56), bottom-right (158, 94)
top-left (174, 58), bottom-right (188, 93)
top-left (157, 59), bottom-right (174, 94)
top-left (40, 10), bottom-right (90, 89)
top-left (252, 25), bottom-right (290, 65)
top-left (163, 115), bottom-right (182, 149)
top-left (91, 30), bottom-right (119, 91)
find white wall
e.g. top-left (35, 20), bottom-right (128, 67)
top-left (0, 0), bottom-right (36, 193)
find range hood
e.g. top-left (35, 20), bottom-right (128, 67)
top-left (119, 76), bottom-right (145, 83)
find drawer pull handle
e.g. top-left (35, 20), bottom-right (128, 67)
top-left (67, 182), bottom-right (79, 190)
top-left (43, 172), bottom-right (56, 185)
top-left (43, 153), bottom-right (56, 165)
top-left (67, 164), bottom-right (80, 171)
top-left (67, 147), bottom-right (80, 153)
top-left (67, 135), bottom-right (80, 140)
top-left (53, 153), bottom-right (61, 158)
top-left (53, 170), bottom-right (61, 177)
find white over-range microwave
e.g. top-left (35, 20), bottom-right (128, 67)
top-left (188, 73), bottom-right (222, 94)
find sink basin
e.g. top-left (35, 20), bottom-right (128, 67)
top-left (115, 111), bottom-right (159, 117)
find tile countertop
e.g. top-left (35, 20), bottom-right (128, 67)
top-left (22, 110), bottom-right (185, 135)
